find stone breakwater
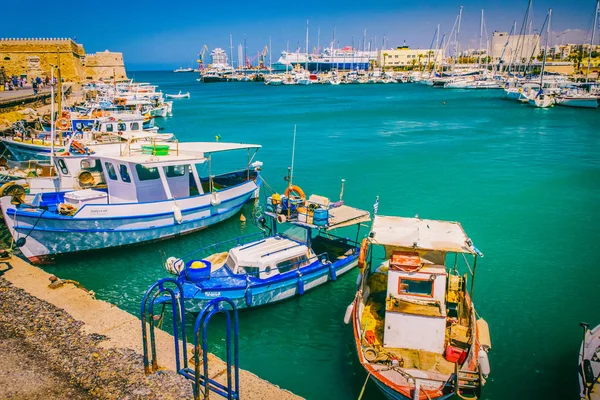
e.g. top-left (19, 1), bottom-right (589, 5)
top-left (0, 278), bottom-right (193, 399)
top-left (0, 257), bottom-right (301, 400)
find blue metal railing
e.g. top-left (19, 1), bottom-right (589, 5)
top-left (141, 281), bottom-right (240, 399)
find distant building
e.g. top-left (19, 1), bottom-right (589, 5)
top-left (376, 46), bottom-right (444, 69)
top-left (490, 31), bottom-right (540, 64)
top-left (0, 38), bottom-right (126, 81)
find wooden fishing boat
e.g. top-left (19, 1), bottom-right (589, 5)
top-left (162, 179), bottom-right (370, 311)
top-left (348, 214), bottom-right (491, 400)
top-left (579, 322), bottom-right (600, 400)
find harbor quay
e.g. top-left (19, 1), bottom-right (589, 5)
top-left (0, 256), bottom-right (301, 399)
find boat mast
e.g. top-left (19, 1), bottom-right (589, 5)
top-left (229, 34), bottom-right (234, 70)
top-left (586, 0), bottom-right (599, 83)
top-left (479, 9), bottom-right (484, 71)
top-left (540, 8), bottom-right (552, 88)
top-left (305, 20), bottom-right (309, 72)
top-left (269, 36), bottom-right (272, 74)
top-left (317, 27), bottom-right (320, 72)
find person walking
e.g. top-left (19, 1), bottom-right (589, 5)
top-left (32, 80), bottom-right (38, 95)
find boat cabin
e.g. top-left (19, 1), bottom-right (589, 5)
top-left (365, 216), bottom-right (483, 359)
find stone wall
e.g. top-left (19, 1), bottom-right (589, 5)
top-left (0, 38), bottom-right (127, 82)
top-left (83, 50), bottom-right (127, 81)
top-left (0, 38), bottom-right (85, 81)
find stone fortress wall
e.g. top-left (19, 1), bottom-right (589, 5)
top-left (0, 38), bottom-right (127, 82)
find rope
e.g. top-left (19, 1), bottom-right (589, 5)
top-left (357, 371), bottom-right (371, 400)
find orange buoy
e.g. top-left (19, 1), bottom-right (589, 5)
top-left (283, 185), bottom-right (306, 200)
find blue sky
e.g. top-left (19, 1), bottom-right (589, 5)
top-left (2, 0), bottom-right (597, 69)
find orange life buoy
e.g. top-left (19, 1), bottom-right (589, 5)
top-left (57, 118), bottom-right (70, 130)
top-left (358, 238), bottom-right (369, 271)
top-left (284, 185), bottom-right (306, 200)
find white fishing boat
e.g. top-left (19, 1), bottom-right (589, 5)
top-left (0, 142), bottom-right (263, 264)
top-left (165, 91), bottom-right (190, 99)
top-left (264, 75), bottom-right (283, 86)
top-left (349, 214), bottom-right (491, 400)
top-left (579, 322), bottom-right (600, 400)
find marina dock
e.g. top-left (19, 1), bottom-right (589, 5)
top-left (0, 257), bottom-right (300, 399)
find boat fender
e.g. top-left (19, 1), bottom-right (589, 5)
top-left (245, 288), bottom-right (253, 308)
top-left (173, 205), bottom-right (183, 224)
top-left (476, 318), bottom-right (492, 351)
top-left (297, 272), bottom-right (305, 295)
top-left (358, 238), bottom-right (369, 272)
top-left (356, 273), bottom-right (362, 287)
top-left (478, 349), bottom-right (491, 378)
top-left (329, 263), bottom-right (337, 281)
top-left (165, 257), bottom-right (184, 275)
top-left (277, 214), bottom-right (287, 224)
top-left (210, 192), bottom-right (221, 206)
top-left (343, 303), bottom-right (354, 325)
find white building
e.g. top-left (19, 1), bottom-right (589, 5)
top-left (490, 31), bottom-right (540, 64)
top-left (376, 46), bottom-right (444, 69)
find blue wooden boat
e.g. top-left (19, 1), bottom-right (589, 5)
top-left (163, 182), bottom-right (370, 311)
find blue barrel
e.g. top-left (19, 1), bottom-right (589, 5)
top-left (185, 260), bottom-right (212, 282)
top-left (313, 208), bottom-right (329, 226)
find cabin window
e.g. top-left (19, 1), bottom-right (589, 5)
top-left (398, 278), bottom-right (433, 297)
top-left (57, 159), bottom-right (69, 175)
top-left (119, 164), bottom-right (131, 183)
top-left (276, 255), bottom-right (308, 274)
top-left (239, 265), bottom-right (259, 278)
top-left (165, 165), bottom-right (186, 177)
top-left (105, 162), bottom-right (118, 180)
top-left (278, 224), bottom-right (307, 243)
top-left (135, 164), bottom-right (160, 181)
top-left (117, 122), bottom-right (126, 131)
top-left (131, 122), bottom-right (140, 130)
top-left (81, 159), bottom-right (102, 172)
top-left (105, 124), bottom-right (114, 132)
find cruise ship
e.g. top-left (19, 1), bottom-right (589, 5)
top-left (271, 47), bottom-right (376, 72)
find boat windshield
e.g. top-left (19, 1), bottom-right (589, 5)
top-left (278, 224), bottom-right (307, 244)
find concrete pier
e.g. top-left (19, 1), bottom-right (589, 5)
top-left (0, 256), bottom-right (301, 399)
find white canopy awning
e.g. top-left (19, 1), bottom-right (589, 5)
top-left (370, 215), bottom-right (476, 254)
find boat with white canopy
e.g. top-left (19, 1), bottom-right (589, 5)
top-left (348, 214), bottom-right (491, 400)
top-left (0, 141), bottom-right (263, 264)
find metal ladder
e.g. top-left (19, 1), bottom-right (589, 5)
top-left (453, 362), bottom-right (482, 399)
top-left (141, 278), bottom-right (240, 400)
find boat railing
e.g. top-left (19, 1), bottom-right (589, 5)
top-left (178, 232), bottom-right (266, 261)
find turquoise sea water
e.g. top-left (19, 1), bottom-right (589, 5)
top-left (38, 71), bottom-right (600, 399)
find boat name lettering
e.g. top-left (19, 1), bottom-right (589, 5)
top-left (205, 291), bottom-right (221, 297)
top-left (90, 209), bottom-right (108, 214)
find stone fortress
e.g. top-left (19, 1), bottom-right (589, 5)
top-left (0, 38), bottom-right (127, 82)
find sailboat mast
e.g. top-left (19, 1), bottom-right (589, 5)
top-left (540, 8), bottom-right (552, 87)
top-left (586, 0), bottom-right (599, 83)
top-left (269, 36), bottom-right (272, 73)
top-left (479, 9), bottom-right (484, 69)
top-left (50, 66), bottom-right (55, 168)
top-left (305, 20), bottom-right (309, 71)
top-left (229, 34), bottom-right (234, 70)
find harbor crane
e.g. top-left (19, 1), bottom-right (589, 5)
top-left (246, 46), bottom-right (269, 69)
top-left (197, 45), bottom-right (209, 70)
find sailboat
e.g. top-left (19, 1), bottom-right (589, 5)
top-left (556, 0), bottom-right (599, 109)
top-left (529, 8), bottom-right (555, 108)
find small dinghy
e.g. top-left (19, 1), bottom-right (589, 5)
top-left (165, 91), bottom-right (190, 99)
top-left (580, 323), bottom-right (600, 400)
